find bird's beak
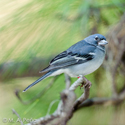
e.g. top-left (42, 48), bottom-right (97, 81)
top-left (98, 40), bottom-right (108, 46)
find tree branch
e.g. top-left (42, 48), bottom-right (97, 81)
top-left (12, 109), bottom-right (24, 125)
top-left (25, 76), bottom-right (91, 125)
top-left (77, 88), bottom-right (125, 109)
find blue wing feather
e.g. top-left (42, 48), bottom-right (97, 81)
top-left (40, 40), bottom-right (96, 73)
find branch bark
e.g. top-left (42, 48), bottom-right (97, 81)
top-left (23, 76), bottom-right (91, 125)
top-left (78, 88), bottom-right (125, 109)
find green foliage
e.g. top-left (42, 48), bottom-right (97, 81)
top-left (0, 0), bottom-right (125, 124)
top-left (1, 0), bottom-right (125, 63)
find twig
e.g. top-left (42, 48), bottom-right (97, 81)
top-left (12, 109), bottom-right (24, 125)
top-left (26, 90), bottom-right (76, 125)
top-left (77, 88), bottom-right (125, 109)
top-left (46, 99), bottom-right (59, 115)
top-left (26, 76), bottom-right (90, 125)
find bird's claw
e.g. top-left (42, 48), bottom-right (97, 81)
top-left (84, 80), bottom-right (92, 88)
top-left (80, 83), bottom-right (84, 89)
top-left (80, 79), bottom-right (92, 89)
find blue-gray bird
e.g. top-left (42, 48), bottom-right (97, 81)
top-left (23, 34), bottom-right (108, 92)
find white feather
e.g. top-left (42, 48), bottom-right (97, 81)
top-left (89, 52), bottom-right (96, 55)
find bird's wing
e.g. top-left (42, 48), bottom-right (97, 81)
top-left (40, 41), bottom-right (96, 73)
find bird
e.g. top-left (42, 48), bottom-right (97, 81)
top-left (23, 34), bottom-right (108, 92)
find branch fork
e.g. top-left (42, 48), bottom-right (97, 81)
top-left (13, 75), bottom-right (91, 125)
top-left (31, 76), bottom-right (90, 125)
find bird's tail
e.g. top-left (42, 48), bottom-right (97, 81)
top-left (23, 70), bottom-right (55, 92)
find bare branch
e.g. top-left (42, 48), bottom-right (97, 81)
top-left (46, 99), bottom-right (59, 115)
top-left (12, 109), bottom-right (24, 125)
top-left (25, 76), bottom-right (90, 125)
top-left (77, 88), bottom-right (125, 109)
top-left (26, 90), bottom-right (76, 125)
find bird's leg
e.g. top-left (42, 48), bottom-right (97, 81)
top-left (79, 76), bottom-right (92, 89)
top-left (78, 75), bottom-right (84, 89)
top-left (83, 77), bottom-right (92, 88)
top-left (80, 83), bottom-right (84, 89)
top-left (77, 76), bottom-right (83, 89)
top-left (70, 75), bottom-right (92, 91)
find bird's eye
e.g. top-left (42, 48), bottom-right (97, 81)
top-left (95, 36), bottom-right (99, 41)
top-left (101, 38), bottom-right (104, 40)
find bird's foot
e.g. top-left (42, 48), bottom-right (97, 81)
top-left (80, 83), bottom-right (84, 89)
top-left (84, 80), bottom-right (92, 88)
top-left (79, 77), bottom-right (92, 89)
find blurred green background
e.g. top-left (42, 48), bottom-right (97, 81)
top-left (0, 0), bottom-right (125, 125)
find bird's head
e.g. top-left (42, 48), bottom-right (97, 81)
top-left (84, 34), bottom-right (108, 49)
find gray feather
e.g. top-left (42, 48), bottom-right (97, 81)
top-left (23, 70), bottom-right (56, 92)
top-left (39, 40), bottom-right (96, 73)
